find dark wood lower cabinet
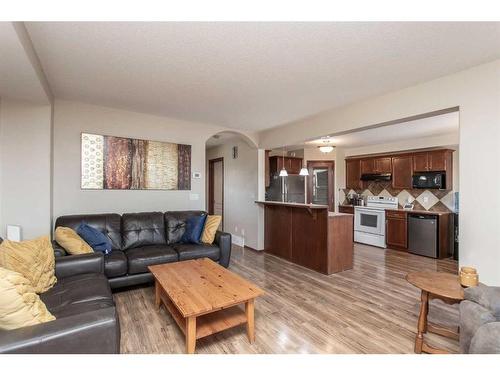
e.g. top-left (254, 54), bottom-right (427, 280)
top-left (260, 202), bottom-right (353, 274)
top-left (338, 205), bottom-right (354, 214)
top-left (264, 204), bottom-right (292, 260)
top-left (386, 210), bottom-right (408, 250)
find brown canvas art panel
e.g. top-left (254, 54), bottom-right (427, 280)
top-left (81, 133), bottom-right (191, 190)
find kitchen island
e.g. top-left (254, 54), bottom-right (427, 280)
top-left (255, 201), bottom-right (353, 274)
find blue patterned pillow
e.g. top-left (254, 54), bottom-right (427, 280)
top-left (180, 215), bottom-right (207, 244)
top-left (76, 222), bottom-right (112, 254)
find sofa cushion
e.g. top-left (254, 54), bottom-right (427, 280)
top-left (166, 218), bottom-right (186, 245)
top-left (77, 222), bottom-right (113, 254)
top-left (122, 212), bottom-right (167, 250)
top-left (0, 236), bottom-right (57, 294)
top-left (55, 214), bottom-right (122, 251)
top-left (0, 267), bottom-right (55, 330)
top-left (41, 273), bottom-right (114, 319)
top-left (54, 227), bottom-right (93, 255)
top-left (201, 215), bottom-right (222, 244)
top-left (180, 214), bottom-right (207, 244)
top-left (125, 245), bottom-right (178, 274)
top-left (164, 211), bottom-right (206, 244)
top-left (172, 243), bottom-right (220, 262)
top-left (104, 251), bottom-right (127, 278)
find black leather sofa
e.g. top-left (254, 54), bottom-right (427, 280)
top-left (0, 252), bottom-right (120, 354)
top-left (53, 211), bottom-right (232, 289)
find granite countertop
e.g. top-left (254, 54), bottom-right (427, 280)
top-left (328, 212), bottom-right (353, 217)
top-left (255, 201), bottom-right (329, 209)
top-left (339, 204), bottom-right (453, 215)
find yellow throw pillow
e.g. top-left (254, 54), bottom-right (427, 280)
top-left (0, 236), bottom-right (57, 294)
top-left (0, 267), bottom-right (55, 330)
top-left (55, 227), bottom-right (93, 255)
top-left (201, 215), bottom-right (222, 244)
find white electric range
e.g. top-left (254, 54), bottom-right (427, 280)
top-left (354, 196), bottom-right (399, 248)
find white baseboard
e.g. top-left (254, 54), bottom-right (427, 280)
top-left (231, 234), bottom-right (245, 247)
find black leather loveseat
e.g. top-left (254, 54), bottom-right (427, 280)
top-left (0, 252), bottom-right (120, 354)
top-left (53, 211), bottom-right (232, 289)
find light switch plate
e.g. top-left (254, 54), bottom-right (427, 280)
top-left (192, 172), bottom-right (201, 179)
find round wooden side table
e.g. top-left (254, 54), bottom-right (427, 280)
top-left (406, 271), bottom-right (464, 354)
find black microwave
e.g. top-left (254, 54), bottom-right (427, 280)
top-left (412, 172), bottom-right (446, 189)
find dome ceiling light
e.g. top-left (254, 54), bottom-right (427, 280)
top-left (318, 137), bottom-right (335, 153)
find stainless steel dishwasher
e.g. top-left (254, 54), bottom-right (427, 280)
top-left (408, 214), bottom-right (438, 258)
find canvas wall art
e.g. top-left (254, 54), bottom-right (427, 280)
top-left (81, 133), bottom-right (191, 190)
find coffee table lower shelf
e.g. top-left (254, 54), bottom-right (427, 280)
top-left (158, 289), bottom-right (254, 353)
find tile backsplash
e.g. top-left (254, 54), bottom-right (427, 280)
top-left (341, 181), bottom-right (457, 212)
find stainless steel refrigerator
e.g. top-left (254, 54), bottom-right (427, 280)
top-left (265, 174), bottom-right (305, 203)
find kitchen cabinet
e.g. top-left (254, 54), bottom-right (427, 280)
top-left (265, 150), bottom-right (271, 188)
top-left (269, 156), bottom-right (303, 175)
top-left (392, 155), bottom-right (413, 189)
top-left (345, 148), bottom-right (454, 190)
top-left (428, 150), bottom-right (448, 171)
top-left (289, 157), bottom-right (303, 174)
top-left (360, 157), bottom-right (392, 174)
top-left (338, 205), bottom-right (354, 214)
top-left (386, 210), bottom-right (408, 250)
top-left (412, 150), bottom-right (452, 172)
top-left (375, 157), bottom-right (392, 173)
top-left (360, 159), bottom-right (376, 174)
top-left (345, 159), bottom-right (362, 189)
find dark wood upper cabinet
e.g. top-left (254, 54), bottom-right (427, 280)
top-left (360, 159), bottom-right (376, 174)
top-left (269, 156), bottom-right (303, 175)
top-left (428, 150), bottom-right (447, 171)
top-left (413, 153), bottom-right (429, 172)
top-left (345, 159), bottom-right (362, 190)
top-left (375, 157), bottom-right (392, 173)
top-left (346, 148), bottom-right (454, 191)
top-left (288, 158), bottom-right (303, 175)
top-left (413, 150), bottom-right (452, 172)
top-left (392, 155), bottom-right (413, 189)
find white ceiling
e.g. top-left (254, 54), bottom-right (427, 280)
top-left (0, 22), bottom-right (49, 104)
top-left (300, 111), bottom-right (459, 150)
top-left (24, 22), bottom-right (500, 130)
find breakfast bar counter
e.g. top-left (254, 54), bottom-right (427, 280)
top-left (255, 201), bottom-right (353, 274)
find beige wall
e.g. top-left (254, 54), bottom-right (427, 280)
top-left (260, 60), bottom-right (500, 285)
top-left (52, 100), bottom-right (236, 218)
top-left (206, 139), bottom-right (259, 249)
top-left (0, 98), bottom-right (52, 239)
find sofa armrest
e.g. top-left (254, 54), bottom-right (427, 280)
top-left (0, 307), bottom-right (120, 354)
top-left (469, 322), bottom-right (500, 354)
top-left (52, 240), bottom-right (67, 257)
top-left (459, 300), bottom-right (496, 353)
top-left (465, 284), bottom-right (500, 318)
top-left (214, 230), bottom-right (231, 267)
top-left (55, 252), bottom-right (104, 279)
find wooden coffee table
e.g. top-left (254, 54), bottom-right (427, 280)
top-left (149, 258), bottom-right (264, 354)
top-left (406, 271), bottom-right (464, 354)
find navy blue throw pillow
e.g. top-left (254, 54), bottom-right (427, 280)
top-left (77, 222), bottom-right (113, 254)
top-left (180, 215), bottom-right (207, 244)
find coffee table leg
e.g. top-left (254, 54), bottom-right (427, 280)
top-left (246, 299), bottom-right (255, 343)
top-left (415, 290), bottom-right (429, 354)
top-left (186, 316), bottom-right (196, 354)
top-left (155, 280), bottom-right (161, 311)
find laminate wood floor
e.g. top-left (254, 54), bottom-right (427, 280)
top-left (114, 243), bottom-right (459, 354)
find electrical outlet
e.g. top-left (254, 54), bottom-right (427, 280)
top-left (423, 196), bottom-right (429, 203)
top-left (234, 226), bottom-right (238, 233)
